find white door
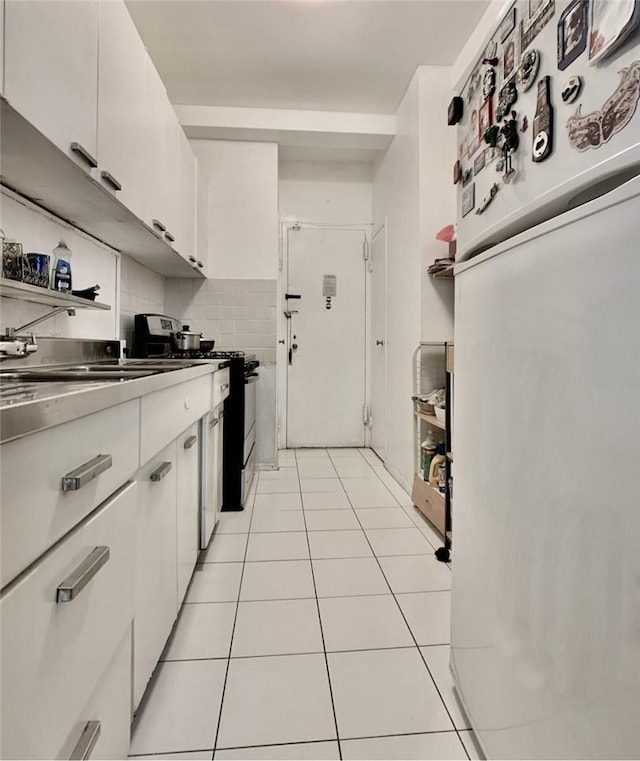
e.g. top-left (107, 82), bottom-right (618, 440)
top-left (286, 227), bottom-right (366, 448)
top-left (370, 223), bottom-right (387, 460)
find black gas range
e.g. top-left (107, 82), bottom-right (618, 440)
top-left (132, 314), bottom-right (259, 511)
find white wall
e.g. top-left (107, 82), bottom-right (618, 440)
top-left (372, 71), bottom-right (422, 490)
top-left (279, 160), bottom-right (372, 225)
top-left (0, 192), bottom-right (118, 339)
top-left (418, 67), bottom-right (455, 340)
top-left (372, 65), bottom-right (455, 490)
top-left (190, 139), bottom-right (279, 280)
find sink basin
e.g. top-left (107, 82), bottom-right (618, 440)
top-left (0, 369), bottom-right (156, 382)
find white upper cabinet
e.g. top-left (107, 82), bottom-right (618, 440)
top-left (4, 0), bottom-right (99, 172)
top-left (97, 0), bottom-right (148, 220)
top-left (143, 55), bottom-right (177, 241)
top-left (1, 0), bottom-right (5, 96)
top-left (177, 129), bottom-right (197, 264)
top-left (196, 163), bottom-right (210, 276)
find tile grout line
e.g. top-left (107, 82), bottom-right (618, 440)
top-left (211, 475), bottom-right (259, 755)
top-left (294, 450), bottom-right (344, 761)
top-left (329, 458), bottom-right (464, 745)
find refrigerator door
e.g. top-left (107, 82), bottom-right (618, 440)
top-left (456, 0), bottom-right (640, 260)
top-left (451, 175), bottom-right (640, 759)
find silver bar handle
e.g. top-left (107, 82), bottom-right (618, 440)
top-left (184, 435), bottom-right (198, 450)
top-left (152, 218), bottom-right (167, 233)
top-left (57, 547), bottom-right (110, 603)
top-left (70, 142), bottom-right (98, 169)
top-left (61, 454), bottom-right (112, 492)
top-left (164, 231), bottom-right (175, 243)
top-left (150, 461), bottom-right (172, 482)
top-left (100, 170), bottom-right (122, 191)
top-left (69, 720), bottom-right (101, 760)
top-left (209, 416), bottom-right (219, 429)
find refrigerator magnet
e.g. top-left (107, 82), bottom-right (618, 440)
top-left (521, 0), bottom-right (556, 50)
top-left (448, 96), bottom-right (464, 125)
top-left (566, 60), bottom-right (640, 150)
top-left (501, 30), bottom-right (519, 85)
top-left (474, 150), bottom-right (486, 175)
top-left (462, 183), bottom-right (476, 217)
top-left (517, 49), bottom-right (540, 91)
top-left (561, 75), bottom-right (582, 103)
top-left (478, 99), bottom-right (493, 140)
top-left (497, 81), bottom-right (518, 121)
top-left (462, 168), bottom-right (474, 186)
top-left (499, 7), bottom-right (517, 42)
top-left (476, 183), bottom-right (500, 213)
top-left (483, 67), bottom-right (497, 100)
top-left (558, 0), bottom-right (589, 70)
top-left (453, 160), bottom-right (462, 184)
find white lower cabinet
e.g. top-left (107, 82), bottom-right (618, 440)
top-left (57, 629), bottom-right (133, 760)
top-left (133, 441), bottom-right (179, 710)
top-left (0, 481), bottom-right (137, 760)
top-left (176, 422), bottom-right (201, 605)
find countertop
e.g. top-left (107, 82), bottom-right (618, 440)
top-left (0, 359), bottom-right (229, 444)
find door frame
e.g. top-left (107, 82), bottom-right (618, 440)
top-left (276, 221), bottom-right (372, 450)
top-left (369, 220), bottom-right (388, 461)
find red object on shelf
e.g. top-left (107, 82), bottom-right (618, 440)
top-left (435, 224), bottom-right (455, 243)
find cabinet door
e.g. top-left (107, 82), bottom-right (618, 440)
top-left (4, 0), bottom-right (99, 171)
top-left (143, 55), bottom-right (180, 241)
top-left (0, 482), bottom-right (136, 760)
top-left (58, 630), bottom-right (132, 761)
top-left (0, 0), bottom-right (5, 96)
top-left (97, 0), bottom-right (148, 219)
top-left (176, 422), bottom-right (200, 605)
top-left (195, 161), bottom-right (210, 276)
top-left (134, 442), bottom-right (178, 710)
top-left (177, 129), bottom-right (197, 263)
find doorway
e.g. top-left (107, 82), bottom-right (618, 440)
top-left (370, 222), bottom-right (387, 461)
top-left (283, 226), bottom-right (367, 448)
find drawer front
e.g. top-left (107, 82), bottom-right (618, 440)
top-left (1, 399), bottom-right (140, 589)
top-left (57, 629), bottom-right (132, 761)
top-left (133, 441), bottom-right (178, 709)
top-left (411, 474), bottom-right (445, 535)
top-left (212, 367), bottom-right (230, 409)
top-left (0, 481), bottom-right (137, 760)
top-left (176, 422), bottom-right (200, 605)
top-left (140, 375), bottom-right (211, 464)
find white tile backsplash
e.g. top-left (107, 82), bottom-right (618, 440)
top-left (164, 278), bottom-right (278, 364)
top-left (119, 255), bottom-right (166, 351)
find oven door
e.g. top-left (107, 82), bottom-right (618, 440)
top-left (244, 372), bottom-right (258, 440)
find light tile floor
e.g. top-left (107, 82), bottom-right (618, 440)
top-left (129, 448), bottom-right (481, 760)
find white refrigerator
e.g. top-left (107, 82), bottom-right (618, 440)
top-left (450, 2), bottom-right (640, 759)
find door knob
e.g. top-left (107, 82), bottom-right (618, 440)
top-left (376, 340), bottom-right (384, 346)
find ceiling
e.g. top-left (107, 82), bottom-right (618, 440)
top-left (126, 0), bottom-right (489, 115)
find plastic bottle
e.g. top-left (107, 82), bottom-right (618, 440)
top-left (421, 430), bottom-right (438, 480)
top-left (429, 454), bottom-right (446, 487)
top-left (50, 239), bottom-right (73, 292)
